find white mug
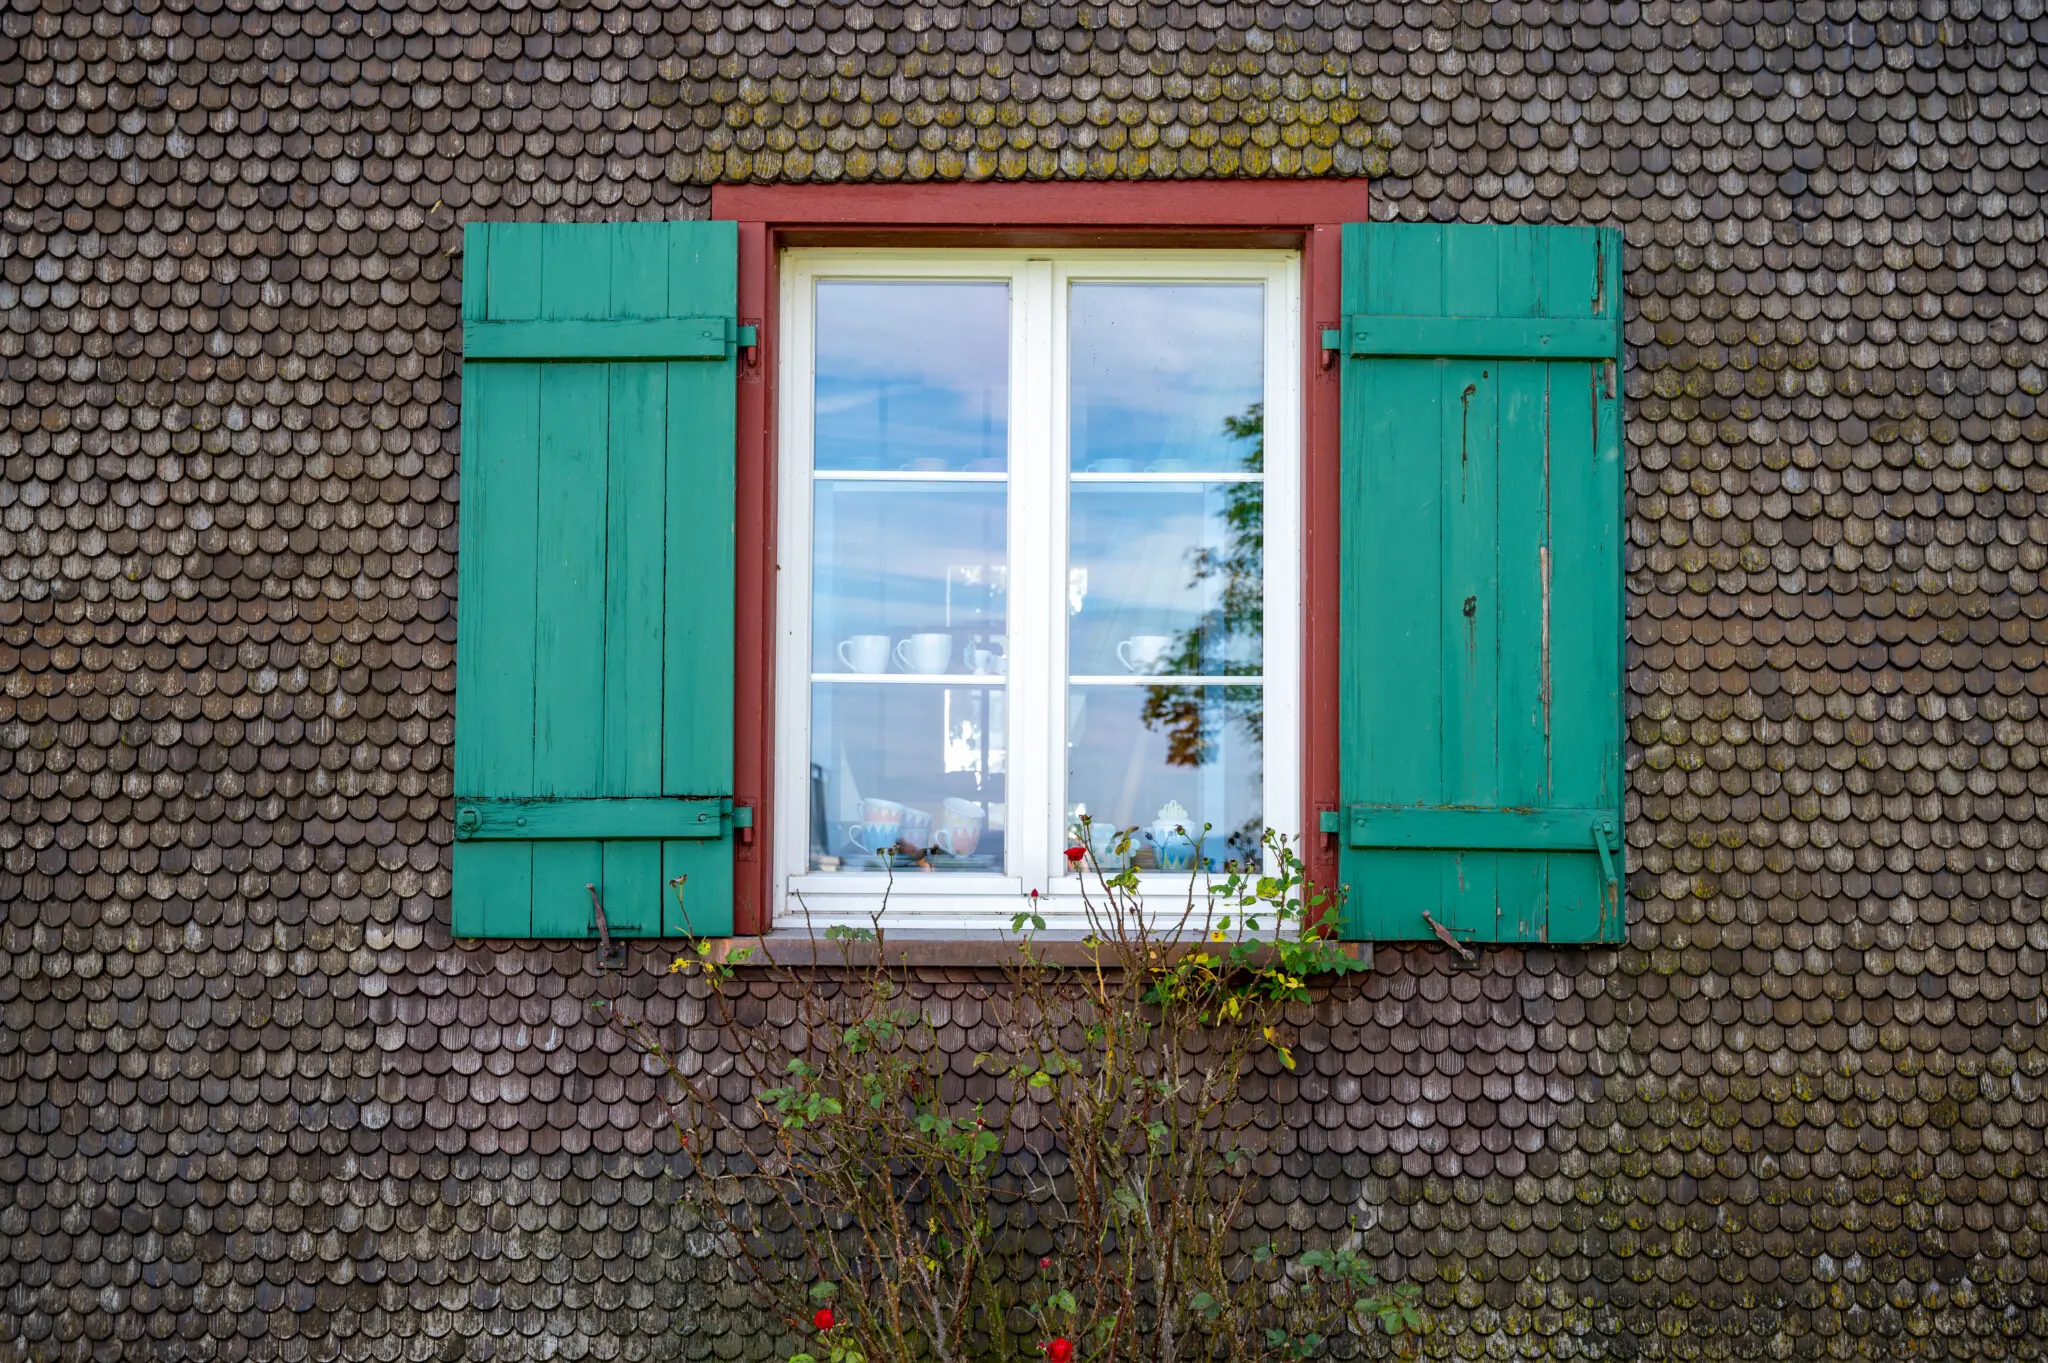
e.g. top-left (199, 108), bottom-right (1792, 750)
top-left (965, 640), bottom-right (1008, 675)
top-left (1116, 635), bottom-right (1175, 674)
top-left (837, 635), bottom-right (891, 673)
top-left (895, 633), bottom-right (954, 674)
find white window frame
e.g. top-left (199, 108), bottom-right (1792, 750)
top-left (774, 248), bottom-right (1301, 931)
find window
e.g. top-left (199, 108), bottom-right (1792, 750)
top-left (775, 251), bottom-right (1301, 929)
top-left (448, 208), bottom-right (1622, 946)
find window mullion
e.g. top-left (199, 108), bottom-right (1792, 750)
top-left (1004, 259), bottom-right (1058, 895)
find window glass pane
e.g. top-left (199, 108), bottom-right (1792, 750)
top-left (1069, 283), bottom-right (1263, 474)
top-left (810, 482), bottom-right (1008, 674)
top-left (1065, 683), bottom-right (1262, 873)
top-left (1066, 281), bottom-right (1266, 874)
top-left (815, 282), bottom-right (1009, 473)
top-left (810, 683), bottom-right (1007, 874)
top-left (810, 280), bottom-right (1011, 877)
top-left (1068, 481), bottom-right (1263, 678)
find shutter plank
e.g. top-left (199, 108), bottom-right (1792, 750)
top-left (1438, 226), bottom-right (1504, 938)
top-left (1491, 226), bottom-right (1558, 940)
top-left (1438, 356), bottom-right (1502, 938)
top-left (1494, 355), bottom-right (1552, 940)
top-left (1342, 226), bottom-right (1446, 939)
top-left (1545, 231), bottom-right (1625, 941)
top-left (452, 222), bottom-right (540, 937)
top-left (601, 224), bottom-right (673, 936)
top-left (660, 222), bottom-right (739, 936)
top-left (530, 230), bottom-right (614, 936)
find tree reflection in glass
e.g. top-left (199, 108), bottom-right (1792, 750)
top-left (1139, 403), bottom-right (1265, 861)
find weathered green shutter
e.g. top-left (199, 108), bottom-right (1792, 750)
top-left (1336, 223), bottom-right (1624, 945)
top-left (452, 221), bottom-right (740, 939)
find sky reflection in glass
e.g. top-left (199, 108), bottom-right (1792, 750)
top-left (1069, 283), bottom-right (1263, 474)
top-left (815, 281), bottom-right (1010, 473)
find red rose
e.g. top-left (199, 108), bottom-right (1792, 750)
top-left (1064, 845), bottom-right (1086, 863)
top-left (1048, 1339), bottom-right (1073, 1363)
top-left (814, 1308), bottom-right (835, 1332)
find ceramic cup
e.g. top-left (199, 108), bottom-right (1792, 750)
top-left (965, 641), bottom-right (1008, 675)
top-left (896, 633), bottom-right (954, 674)
top-left (895, 806), bottom-right (933, 854)
top-left (932, 797), bottom-right (984, 857)
top-left (1116, 635), bottom-right (1176, 674)
top-left (847, 797), bottom-right (904, 855)
top-left (1152, 831), bottom-right (1199, 872)
top-left (837, 635), bottom-right (891, 674)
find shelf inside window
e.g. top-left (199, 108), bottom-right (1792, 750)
top-left (1066, 674), bottom-right (1262, 687)
top-left (810, 673), bottom-right (1007, 684)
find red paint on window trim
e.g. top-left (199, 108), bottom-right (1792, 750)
top-left (716, 181), bottom-right (1361, 932)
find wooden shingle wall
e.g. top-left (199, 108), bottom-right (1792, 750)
top-left (1, 0), bottom-right (2045, 1358)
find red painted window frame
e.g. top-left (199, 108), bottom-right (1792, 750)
top-left (714, 182), bottom-right (1364, 933)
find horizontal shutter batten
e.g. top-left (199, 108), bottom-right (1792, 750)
top-left (1343, 314), bottom-right (1616, 360)
top-left (464, 317), bottom-right (733, 361)
top-left (455, 797), bottom-right (729, 842)
top-left (1344, 805), bottom-right (1616, 851)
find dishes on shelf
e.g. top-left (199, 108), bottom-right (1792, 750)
top-left (832, 633), bottom-right (1006, 677)
top-left (838, 797), bottom-right (985, 862)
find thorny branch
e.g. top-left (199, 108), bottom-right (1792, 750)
top-left (598, 832), bottom-right (1423, 1363)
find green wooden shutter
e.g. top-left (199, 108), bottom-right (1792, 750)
top-left (451, 221), bottom-right (741, 939)
top-left (1335, 223), bottom-right (1624, 945)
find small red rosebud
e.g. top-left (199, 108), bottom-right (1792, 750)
top-left (1039, 1256), bottom-right (1051, 1268)
top-left (1064, 845), bottom-right (1086, 863)
top-left (814, 1308), bottom-right (835, 1332)
top-left (1048, 1338), bottom-right (1073, 1363)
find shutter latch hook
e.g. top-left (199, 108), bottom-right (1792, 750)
top-left (588, 883), bottom-right (628, 971)
top-left (1421, 911), bottom-right (1479, 969)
